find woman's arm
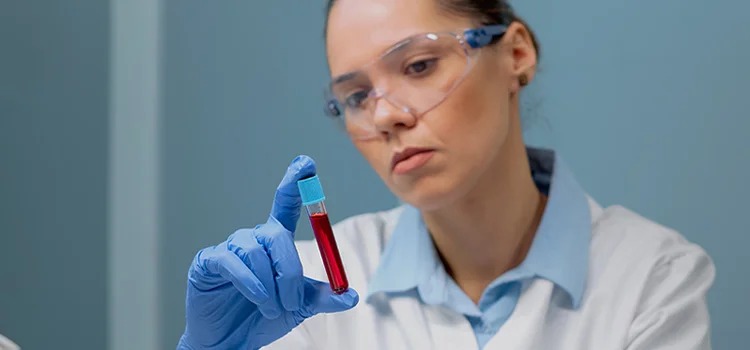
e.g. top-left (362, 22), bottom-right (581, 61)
top-left (625, 245), bottom-right (715, 350)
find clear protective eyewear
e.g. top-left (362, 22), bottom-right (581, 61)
top-left (324, 25), bottom-right (508, 140)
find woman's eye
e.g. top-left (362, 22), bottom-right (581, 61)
top-left (406, 58), bottom-right (437, 75)
top-left (345, 90), bottom-right (369, 108)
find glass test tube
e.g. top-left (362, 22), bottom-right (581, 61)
top-left (297, 175), bottom-right (349, 294)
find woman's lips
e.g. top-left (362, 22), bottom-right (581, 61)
top-left (391, 148), bottom-right (435, 175)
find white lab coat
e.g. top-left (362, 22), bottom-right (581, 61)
top-left (0, 334), bottom-right (19, 350)
top-left (265, 197), bottom-right (715, 350)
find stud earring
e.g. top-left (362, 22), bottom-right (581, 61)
top-left (519, 74), bottom-right (529, 87)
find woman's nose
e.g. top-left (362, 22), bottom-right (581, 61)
top-left (371, 96), bottom-right (418, 136)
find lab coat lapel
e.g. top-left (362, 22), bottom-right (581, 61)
top-left (423, 304), bottom-right (479, 350)
top-left (377, 294), bottom-right (436, 350)
top-left (485, 279), bottom-right (555, 349)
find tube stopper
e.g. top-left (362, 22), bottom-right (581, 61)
top-left (297, 175), bottom-right (326, 206)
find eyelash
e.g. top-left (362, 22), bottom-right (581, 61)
top-left (405, 57), bottom-right (438, 75)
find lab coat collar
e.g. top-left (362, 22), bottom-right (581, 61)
top-left (367, 204), bottom-right (439, 294)
top-left (366, 147), bottom-right (591, 308)
top-left (521, 148), bottom-right (591, 308)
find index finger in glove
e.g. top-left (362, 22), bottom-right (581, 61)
top-left (270, 155), bottom-right (316, 233)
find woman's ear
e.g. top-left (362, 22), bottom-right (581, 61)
top-left (503, 22), bottom-right (538, 92)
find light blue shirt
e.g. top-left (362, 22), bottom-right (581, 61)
top-left (365, 147), bottom-right (592, 349)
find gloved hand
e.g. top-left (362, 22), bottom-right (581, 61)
top-left (177, 155), bottom-right (359, 350)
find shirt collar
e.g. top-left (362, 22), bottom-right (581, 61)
top-left (366, 147), bottom-right (591, 308)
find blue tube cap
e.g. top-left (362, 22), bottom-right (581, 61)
top-left (297, 175), bottom-right (326, 206)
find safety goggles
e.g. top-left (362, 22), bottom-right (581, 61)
top-left (324, 25), bottom-right (508, 140)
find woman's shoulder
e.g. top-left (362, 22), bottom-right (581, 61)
top-left (586, 197), bottom-right (714, 294)
top-left (584, 198), bottom-right (714, 345)
top-left (588, 198), bottom-right (708, 260)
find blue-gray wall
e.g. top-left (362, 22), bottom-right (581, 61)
top-left (0, 0), bottom-right (747, 349)
top-left (0, 1), bottom-right (110, 349)
top-left (517, 1), bottom-right (750, 348)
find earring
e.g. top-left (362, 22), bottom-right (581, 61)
top-left (519, 74), bottom-right (529, 87)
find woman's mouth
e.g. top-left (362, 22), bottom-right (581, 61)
top-left (391, 148), bottom-right (436, 175)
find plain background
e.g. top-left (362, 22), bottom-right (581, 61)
top-left (1, 0), bottom-right (748, 349)
top-left (0, 1), bottom-right (110, 348)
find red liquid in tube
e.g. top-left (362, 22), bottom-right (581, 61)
top-left (308, 212), bottom-right (348, 294)
top-left (297, 175), bottom-right (349, 294)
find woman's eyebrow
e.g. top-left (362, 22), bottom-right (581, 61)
top-left (332, 71), bottom-right (357, 85)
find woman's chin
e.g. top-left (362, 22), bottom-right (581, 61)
top-left (393, 176), bottom-right (467, 212)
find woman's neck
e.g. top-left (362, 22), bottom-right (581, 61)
top-left (420, 134), bottom-right (546, 304)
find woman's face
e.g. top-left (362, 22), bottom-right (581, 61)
top-left (326, 0), bottom-right (536, 210)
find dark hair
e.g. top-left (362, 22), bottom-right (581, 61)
top-left (324, 0), bottom-right (540, 59)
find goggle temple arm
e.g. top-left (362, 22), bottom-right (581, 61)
top-left (464, 24), bottom-right (508, 49)
top-left (324, 87), bottom-right (343, 118)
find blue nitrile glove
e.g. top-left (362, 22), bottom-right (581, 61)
top-left (177, 155), bottom-right (359, 350)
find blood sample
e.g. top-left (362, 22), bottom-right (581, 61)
top-left (297, 175), bottom-right (349, 294)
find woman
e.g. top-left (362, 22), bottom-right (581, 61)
top-left (177, 0), bottom-right (715, 349)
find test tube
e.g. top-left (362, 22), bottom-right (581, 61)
top-left (297, 175), bottom-right (349, 294)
